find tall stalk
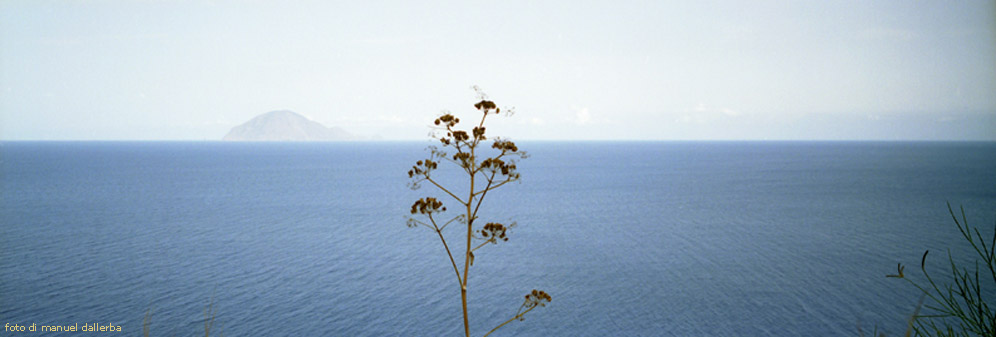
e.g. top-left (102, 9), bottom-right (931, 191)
top-left (406, 88), bottom-right (550, 336)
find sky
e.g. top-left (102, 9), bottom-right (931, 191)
top-left (1, 0), bottom-right (994, 141)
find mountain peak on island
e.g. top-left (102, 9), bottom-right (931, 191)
top-left (223, 110), bottom-right (356, 141)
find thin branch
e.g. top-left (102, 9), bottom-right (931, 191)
top-left (429, 213), bottom-right (463, 287)
top-left (474, 178), bottom-right (513, 196)
top-left (483, 304), bottom-right (538, 337)
top-left (142, 308), bottom-right (152, 337)
top-left (426, 177), bottom-right (466, 205)
top-left (439, 215), bottom-right (463, 232)
top-left (472, 170), bottom-right (499, 220)
top-left (472, 238), bottom-right (495, 252)
top-left (477, 107), bottom-right (489, 128)
top-left (452, 141), bottom-right (476, 175)
top-left (409, 218), bottom-right (434, 230)
top-left (470, 110), bottom-right (489, 149)
top-left (437, 157), bottom-right (463, 167)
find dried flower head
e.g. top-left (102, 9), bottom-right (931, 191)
top-left (525, 289), bottom-right (552, 306)
top-left (480, 222), bottom-right (509, 242)
top-left (481, 156), bottom-right (522, 179)
top-left (472, 126), bottom-right (486, 141)
top-left (433, 113), bottom-right (460, 128)
top-left (452, 152), bottom-right (474, 168)
top-left (492, 139), bottom-right (519, 153)
top-left (474, 100), bottom-right (497, 112)
top-left (452, 130), bottom-right (469, 142)
top-left (410, 197), bottom-right (446, 215)
top-left (408, 159), bottom-right (439, 178)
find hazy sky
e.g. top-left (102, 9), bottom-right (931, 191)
top-left (2, 1), bottom-right (994, 140)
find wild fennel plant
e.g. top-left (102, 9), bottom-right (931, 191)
top-left (406, 89), bottom-right (550, 337)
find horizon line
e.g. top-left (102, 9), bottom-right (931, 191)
top-left (3, 139), bottom-right (995, 143)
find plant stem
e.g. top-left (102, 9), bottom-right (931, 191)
top-left (426, 177), bottom-right (465, 205)
top-left (482, 305), bottom-right (536, 337)
top-left (461, 145), bottom-right (476, 337)
top-left (430, 214), bottom-right (462, 287)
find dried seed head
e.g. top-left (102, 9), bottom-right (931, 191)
top-left (492, 140), bottom-right (518, 152)
top-left (453, 131), bottom-right (469, 142)
top-left (472, 126), bottom-right (486, 140)
top-left (410, 197), bottom-right (446, 215)
top-left (480, 222), bottom-right (510, 244)
top-left (408, 159), bottom-right (439, 179)
top-left (435, 114), bottom-right (460, 128)
top-left (523, 289), bottom-right (551, 306)
top-left (474, 100), bottom-right (497, 112)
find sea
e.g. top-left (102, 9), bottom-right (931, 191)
top-left (1, 141), bottom-right (994, 336)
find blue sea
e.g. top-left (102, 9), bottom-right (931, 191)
top-left (2, 141), bottom-right (995, 336)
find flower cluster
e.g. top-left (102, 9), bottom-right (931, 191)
top-left (451, 152), bottom-right (474, 168)
top-left (410, 197), bottom-right (446, 215)
top-left (480, 157), bottom-right (519, 178)
top-left (432, 113), bottom-right (468, 146)
top-left (472, 126), bottom-right (486, 141)
top-left (408, 159), bottom-right (438, 178)
top-left (492, 139), bottom-right (519, 153)
top-left (480, 222), bottom-right (509, 242)
top-left (433, 113), bottom-right (460, 128)
top-left (525, 289), bottom-right (552, 307)
top-left (474, 100), bottom-right (498, 113)
top-left (452, 130), bottom-right (469, 142)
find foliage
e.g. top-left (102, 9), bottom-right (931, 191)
top-left (887, 203), bottom-right (995, 337)
top-left (406, 87), bottom-right (550, 336)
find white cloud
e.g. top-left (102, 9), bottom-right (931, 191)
top-left (688, 104), bottom-right (743, 116)
top-left (327, 113), bottom-right (416, 125)
top-left (721, 108), bottom-right (741, 117)
top-left (677, 104), bottom-right (744, 124)
top-left (575, 107), bottom-right (591, 125)
top-left (377, 114), bottom-right (406, 123)
top-left (676, 114), bottom-right (711, 124)
top-left (202, 118), bottom-right (232, 126)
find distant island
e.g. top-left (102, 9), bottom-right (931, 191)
top-left (223, 110), bottom-right (361, 141)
